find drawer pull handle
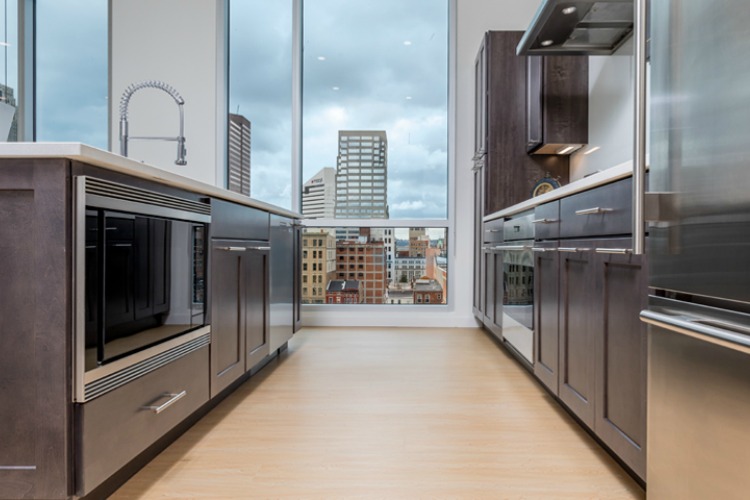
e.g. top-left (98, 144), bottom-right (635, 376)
top-left (532, 247), bottom-right (553, 253)
top-left (492, 245), bottom-right (530, 251)
top-left (532, 218), bottom-right (559, 224)
top-left (246, 245), bottom-right (271, 251)
top-left (485, 228), bottom-right (501, 233)
top-left (142, 391), bottom-right (187, 414)
top-left (575, 207), bottom-right (614, 216)
top-left (558, 247), bottom-right (591, 253)
top-left (217, 246), bottom-right (247, 252)
top-left (595, 248), bottom-right (633, 255)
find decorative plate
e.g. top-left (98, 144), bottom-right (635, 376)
top-left (532, 176), bottom-right (561, 197)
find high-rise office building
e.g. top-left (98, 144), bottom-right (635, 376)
top-left (302, 231), bottom-right (337, 304)
top-left (302, 167), bottom-right (336, 219)
top-left (335, 130), bottom-right (388, 219)
top-left (228, 113), bottom-right (251, 196)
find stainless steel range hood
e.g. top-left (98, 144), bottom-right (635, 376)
top-left (517, 0), bottom-right (633, 56)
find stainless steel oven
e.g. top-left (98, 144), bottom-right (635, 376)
top-left (500, 212), bottom-right (535, 363)
top-left (74, 176), bottom-right (211, 402)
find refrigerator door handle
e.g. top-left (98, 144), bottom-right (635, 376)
top-left (641, 309), bottom-right (750, 355)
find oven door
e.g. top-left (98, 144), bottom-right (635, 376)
top-left (500, 241), bottom-right (534, 363)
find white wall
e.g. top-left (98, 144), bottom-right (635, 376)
top-left (570, 39), bottom-right (635, 180)
top-left (110, 0), bottom-right (226, 187)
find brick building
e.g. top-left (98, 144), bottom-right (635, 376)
top-left (326, 280), bottom-right (362, 304)
top-left (335, 240), bottom-right (386, 304)
top-left (413, 277), bottom-right (444, 305)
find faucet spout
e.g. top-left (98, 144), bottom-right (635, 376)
top-left (119, 80), bottom-right (187, 165)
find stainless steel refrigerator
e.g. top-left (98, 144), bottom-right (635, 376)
top-left (641, 1), bottom-right (750, 497)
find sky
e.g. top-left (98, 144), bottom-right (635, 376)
top-left (232, 0), bottom-right (449, 218)
top-left (23, 0), bottom-right (449, 220)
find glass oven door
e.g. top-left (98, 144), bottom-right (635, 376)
top-left (501, 241), bottom-right (534, 363)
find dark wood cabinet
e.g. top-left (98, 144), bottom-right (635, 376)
top-left (558, 241), bottom-right (599, 428)
top-left (244, 247), bottom-right (270, 370)
top-left (483, 248), bottom-right (503, 339)
top-left (531, 181), bottom-right (647, 481)
top-left (209, 239), bottom-right (270, 397)
top-left (594, 239), bottom-right (648, 480)
top-left (533, 240), bottom-right (560, 393)
top-left (477, 31), bottom-right (570, 215)
top-left (527, 55), bottom-right (588, 155)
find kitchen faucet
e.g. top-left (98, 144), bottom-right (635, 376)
top-left (119, 80), bottom-right (187, 165)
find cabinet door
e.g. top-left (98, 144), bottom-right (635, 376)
top-left (558, 242), bottom-right (597, 428)
top-left (245, 248), bottom-right (270, 370)
top-left (210, 241), bottom-right (246, 397)
top-left (473, 168), bottom-right (484, 318)
top-left (534, 243), bottom-right (559, 393)
top-left (487, 250), bottom-right (503, 338)
top-left (594, 240), bottom-right (647, 480)
top-left (483, 247), bottom-right (494, 326)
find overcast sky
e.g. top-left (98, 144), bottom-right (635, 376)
top-left (24, 1), bottom-right (448, 220)
top-left (232, 0), bottom-right (449, 218)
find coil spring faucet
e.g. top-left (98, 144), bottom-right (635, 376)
top-left (119, 80), bottom-right (187, 165)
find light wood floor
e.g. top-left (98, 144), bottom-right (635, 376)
top-left (112, 327), bottom-right (645, 499)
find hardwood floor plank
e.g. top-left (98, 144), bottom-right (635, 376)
top-left (112, 327), bottom-right (644, 499)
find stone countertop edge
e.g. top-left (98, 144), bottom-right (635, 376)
top-left (0, 142), bottom-right (303, 220)
top-left (483, 161), bottom-right (636, 222)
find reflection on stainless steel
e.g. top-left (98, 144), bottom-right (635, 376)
top-left (645, 2), bottom-right (750, 496)
top-left (501, 212), bottom-right (535, 363)
top-left (645, 300), bottom-right (750, 499)
top-left (119, 80), bottom-right (187, 165)
top-left (269, 215), bottom-right (294, 352)
top-left (632, 0), bottom-right (647, 255)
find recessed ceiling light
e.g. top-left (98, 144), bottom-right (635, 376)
top-left (317, 56), bottom-right (326, 61)
top-left (562, 6), bottom-right (577, 15)
top-left (332, 86), bottom-right (340, 91)
top-left (541, 40), bottom-right (554, 47)
top-left (403, 40), bottom-right (412, 46)
top-left (583, 146), bottom-right (601, 155)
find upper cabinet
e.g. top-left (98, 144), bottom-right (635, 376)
top-left (526, 55), bottom-right (589, 155)
top-left (475, 31), bottom-right (586, 215)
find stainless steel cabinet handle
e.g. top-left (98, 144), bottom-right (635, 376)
top-left (246, 246), bottom-right (271, 251)
top-left (485, 228), bottom-right (501, 233)
top-left (558, 247), bottom-right (590, 253)
top-left (492, 245), bottom-right (530, 251)
top-left (575, 207), bottom-right (614, 216)
top-left (532, 247), bottom-right (553, 252)
top-left (641, 310), bottom-right (750, 355)
top-left (142, 390), bottom-right (187, 414)
top-left (532, 218), bottom-right (560, 224)
top-left (595, 248), bottom-right (633, 254)
top-left (217, 246), bottom-right (247, 252)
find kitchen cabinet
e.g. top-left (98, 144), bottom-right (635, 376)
top-left (532, 179), bottom-right (647, 480)
top-left (269, 215), bottom-right (296, 351)
top-left (0, 152), bottom-right (301, 500)
top-left (475, 31), bottom-right (570, 215)
top-left (526, 55), bottom-right (588, 155)
top-left (472, 163), bottom-right (486, 320)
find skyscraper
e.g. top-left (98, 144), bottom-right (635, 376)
top-left (302, 167), bottom-right (336, 219)
top-left (334, 130), bottom-right (388, 219)
top-left (228, 113), bottom-right (251, 196)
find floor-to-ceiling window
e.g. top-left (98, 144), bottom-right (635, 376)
top-left (35, 0), bottom-right (108, 148)
top-left (228, 0), bottom-right (451, 306)
top-left (0, 0), bottom-right (19, 142)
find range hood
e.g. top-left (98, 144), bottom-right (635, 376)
top-left (517, 0), bottom-right (633, 56)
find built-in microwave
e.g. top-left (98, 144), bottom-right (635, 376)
top-left (74, 176), bottom-right (211, 402)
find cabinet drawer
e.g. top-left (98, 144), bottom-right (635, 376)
top-left (483, 218), bottom-right (503, 244)
top-left (211, 198), bottom-right (270, 240)
top-left (534, 200), bottom-right (560, 240)
top-left (560, 178), bottom-right (632, 238)
top-left (77, 346), bottom-right (210, 496)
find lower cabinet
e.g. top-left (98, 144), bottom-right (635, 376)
top-left (483, 247), bottom-right (504, 338)
top-left (536, 236), bottom-right (648, 480)
top-left (76, 347), bottom-right (210, 496)
top-left (594, 242), bottom-right (648, 480)
top-left (533, 241), bottom-right (560, 393)
top-left (210, 239), bottom-right (270, 397)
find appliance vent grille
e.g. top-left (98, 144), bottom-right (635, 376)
top-left (85, 177), bottom-right (211, 216)
top-left (84, 333), bottom-right (210, 401)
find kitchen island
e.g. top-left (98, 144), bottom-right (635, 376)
top-left (0, 143), bottom-right (301, 500)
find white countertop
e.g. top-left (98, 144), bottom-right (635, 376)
top-left (483, 161), bottom-right (635, 222)
top-left (0, 142), bottom-right (303, 219)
